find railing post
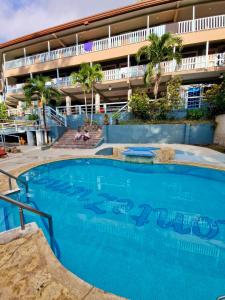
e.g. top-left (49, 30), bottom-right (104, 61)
top-left (19, 207), bottom-right (25, 230)
top-left (103, 104), bottom-right (107, 113)
top-left (48, 216), bottom-right (54, 252)
top-left (108, 25), bottom-right (111, 48)
top-left (205, 41), bottom-right (209, 67)
top-left (147, 16), bottom-right (150, 36)
top-left (78, 106), bottom-right (82, 115)
top-left (192, 6), bottom-right (196, 32)
top-left (8, 177), bottom-right (12, 190)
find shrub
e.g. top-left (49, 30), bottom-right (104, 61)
top-left (103, 114), bottom-right (110, 125)
top-left (27, 114), bottom-right (38, 121)
top-left (204, 78), bottom-right (225, 118)
top-left (186, 108), bottom-right (206, 120)
top-left (112, 111), bottom-right (121, 125)
top-left (129, 90), bottom-right (150, 120)
top-left (0, 102), bottom-right (8, 120)
top-left (166, 76), bottom-right (182, 109)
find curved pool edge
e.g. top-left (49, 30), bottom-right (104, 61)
top-left (0, 222), bottom-right (125, 300)
top-left (2, 154), bottom-right (225, 195)
top-left (2, 155), bottom-right (225, 299)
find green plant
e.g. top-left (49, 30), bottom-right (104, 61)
top-left (186, 108), bottom-right (206, 120)
top-left (204, 78), bottom-right (225, 118)
top-left (136, 32), bottom-right (182, 99)
top-left (103, 114), bottom-right (110, 125)
top-left (129, 90), bottom-right (150, 120)
top-left (112, 111), bottom-right (121, 124)
top-left (27, 114), bottom-right (38, 121)
top-left (166, 76), bottom-right (182, 109)
top-left (0, 102), bottom-right (8, 120)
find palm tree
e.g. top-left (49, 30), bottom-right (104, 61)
top-left (23, 75), bottom-right (61, 143)
top-left (70, 63), bottom-right (103, 122)
top-left (70, 63), bottom-right (91, 119)
top-left (136, 32), bottom-right (182, 99)
top-left (89, 64), bottom-right (103, 124)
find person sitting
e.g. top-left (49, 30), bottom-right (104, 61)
top-left (74, 127), bottom-right (82, 141)
top-left (83, 130), bottom-right (90, 142)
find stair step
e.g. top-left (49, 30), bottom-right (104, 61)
top-left (53, 128), bottom-right (102, 149)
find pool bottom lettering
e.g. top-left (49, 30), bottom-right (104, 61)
top-left (84, 193), bottom-right (224, 241)
top-left (32, 179), bottom-right (224, 241)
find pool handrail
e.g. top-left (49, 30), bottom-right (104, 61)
top-left (0, 193), bottom-right (54, 252)
top-left (217, 297), bottom-right (225, 300)
top-left (0, 168), bottom-right (28, 194)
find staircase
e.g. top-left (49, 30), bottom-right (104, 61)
top-left (53, 128), bottom-right (103, 149)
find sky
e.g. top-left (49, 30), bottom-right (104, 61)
top-left (0, 0), bottom-right (134, 43)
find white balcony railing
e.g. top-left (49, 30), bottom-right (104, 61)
top-left (178, 14), bottom-right (225, 34)
top-left (162, 52), bottom-right (225, 73)
top-left (6, 53), bottom-right (225, 95)
top-left (56, 101), bottom-right (128, 116)
top-left (4, 25), bottom-right (165, 71)
top-left (5, 14), bottom-right (225, 71)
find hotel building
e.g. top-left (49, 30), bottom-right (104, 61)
top-left (0, 0), bottom-right (225, 115)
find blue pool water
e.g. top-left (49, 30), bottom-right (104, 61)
top-left (1, 159), bottom-right (225, 300)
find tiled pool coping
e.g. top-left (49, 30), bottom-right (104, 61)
top-left (1, 154), bottom-right (225, 299)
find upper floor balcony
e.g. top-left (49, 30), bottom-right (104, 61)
top-left (6, 52), bottom-right (225, 97)
top-left (4, 14), bottom-right (225, 74)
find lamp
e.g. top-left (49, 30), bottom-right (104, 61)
top-left (108, 85), bottom-right (112, 91)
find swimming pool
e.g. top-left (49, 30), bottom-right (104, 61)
top-left (1, 158), bottom-right (225, 299)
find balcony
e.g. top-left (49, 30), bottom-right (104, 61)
top-left (6, 52), bottom-right (225, 96)
top-left (4, 14), bottom-right (225, 71)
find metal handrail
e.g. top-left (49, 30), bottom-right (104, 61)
top-left (0, 193), bottom-right (54, 251)
top-left (0, 169), bottom-right (28, 194)
top-left (217, 297), bottom-right (225, 300)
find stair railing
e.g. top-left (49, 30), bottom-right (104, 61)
top-left (0, 168), bottom-right (28, 194)
top-left (0, 193), bottom-right (54, 252)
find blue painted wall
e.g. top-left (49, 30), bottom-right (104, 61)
top-left (49, 126), bottom-right (66, 142)
top-left (103, 123), bottom-right (214, 145)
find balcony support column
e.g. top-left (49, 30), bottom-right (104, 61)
top-left (76, 34), bottom-right (79, 55)
top-left (2, 53), bottom-right (6, 101)
top-left (95, 93), bottom-right (100, 114)
top-left (48, 41), bottom-right (51, 53)
top-left (108, 25), bottom-right (111, 48)
top-left (23, 48), bottom-right (26, 64)
top-left (128, 88), bottom-right (132, 112)
top-left (147, 15), bottom-right (150, 35)
top-left (5, 77), bottom-right (8, 94)
top-left (66, 96), bottom-right (72, 116)
top-left (206, 41), bottom-right (209, 67)
top-left (192, 6), bottom-right (196, 32)
top-left (127, 55), bottom-right (130, 78)
top-left (56, 68), bottom-right (60, 79)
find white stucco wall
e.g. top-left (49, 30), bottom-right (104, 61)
top-left (214, 114), bottom-right (225, 146)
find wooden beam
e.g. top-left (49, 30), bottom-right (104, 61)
top-left (52, 34), bottom-right (66, 48)
top-left (93, 86), bottom-right (108, 101)
top-left (59, 88), bottom-right (80, 102)
top-left (173, 1), bottom-right (181, 22)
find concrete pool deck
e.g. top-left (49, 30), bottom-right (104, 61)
top-left (1, 143), bottom-right (225, 173)
top-left (1, 143), bottom-right (225, 299)
top-left (0, 223), bottom-right (124, 300)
